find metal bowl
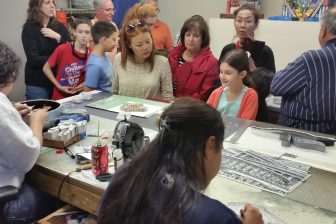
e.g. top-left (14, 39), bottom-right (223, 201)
top-left (21, 99), bottom-right (62, 122)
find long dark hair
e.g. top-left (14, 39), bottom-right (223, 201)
top-left (26, 0), bottom-right (56, 27)
top-left (220, 49), bottom-right (254, 88)
top-left (233, 3), bottom-right (261, 26)
top-left (180, 15), bottom-right (210, 48)
top-left (98, 98), bottom-right (224, 224)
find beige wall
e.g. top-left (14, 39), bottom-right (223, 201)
top-left (0, 0), bottom-right (29, 101)
top-left (158, 0), bottom-right (226, 39)
top-left (261, 0), bottom-right (283, 17)
top-left (209, 18), bottom-right (321, 71)
top-left (159, 0), bottom-right (284, 38)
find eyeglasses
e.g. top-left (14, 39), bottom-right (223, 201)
top-left (125, 20), bottom-right (146, 33)
top-left (156, 8), bottom-right (160, 13)
top-left (103, 8), bottom-right (116, 13)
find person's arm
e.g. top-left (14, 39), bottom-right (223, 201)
top-left (239, 89), bottom-right (258, 120)
top-left (240, 204), bottom-right (263, 224)
top-left (21, 23), bottom-right (50, 67)
top-left (83, 85), bottom-right (95, 92)
top-left (43, 62), bottom-right (74, 95)
top-left (262, 46), bottom-right (276, 73)
top-left (192, 60), bottom-right (219, 101)
top-left (13, 103), bottom-right (29, 117)
top-left (207, 88), bottom-right (221, 108)
top-left (160, 59), bottom-right (174, 100)
top-left (73, 82), bottom-right (85, 93)
top-left (41, 27), bottom-right (62, 43)
top-left (41, 23), bottom-right (70, 44)
top-left (271, 55), bottom-right (307, 96)
top-left (111, 63), bottom-right (119, 94)
top-left (84, 61), bottom-right (101, 91)
top-left (29, 108), bottom-right (48, 145)
top-left (0, 107), bottom-right (47, 173)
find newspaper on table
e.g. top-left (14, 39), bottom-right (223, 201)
top-left (219, 148), bottom-right (311, 196)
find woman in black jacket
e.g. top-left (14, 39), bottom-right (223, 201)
top-left (22, 0), bottom-right (70, 100)
top-left (219, 4), bottom-right (275, 73)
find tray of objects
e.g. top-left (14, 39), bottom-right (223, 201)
top-left (43, 119), bottom-right (87, 149)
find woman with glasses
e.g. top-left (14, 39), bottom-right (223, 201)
top-left (168, 15), bottom-right (219, 102)
top-left (98, 98), bottom-right (263, 224)
top-left (112, 18), bottom-right (173, 101)
top-left (91, 0), bottom-right (119, 63)
top-left (22, 0), bottom-right (70, 100)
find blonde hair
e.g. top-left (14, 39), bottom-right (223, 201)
top-left (122, 3), bottom-right (157, 27)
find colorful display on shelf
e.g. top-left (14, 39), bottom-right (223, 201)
top-left (282, 0), bottom-right (329, 18)
top-left (226, 0), bottom-right (261, 14)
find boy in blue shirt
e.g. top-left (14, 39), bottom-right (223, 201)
top-left (84, 21), bottom-right (118, 92)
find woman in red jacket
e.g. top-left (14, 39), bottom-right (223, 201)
top-left (207, 49), bottom-right (258, 120)
top-left (168, 15), bottom-right (219, 101)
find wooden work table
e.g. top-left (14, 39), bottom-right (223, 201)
top-left (27, 92), bottom-right (336, 223)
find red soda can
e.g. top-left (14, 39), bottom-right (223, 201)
top-left (91, 144), bottom-right (109, 176)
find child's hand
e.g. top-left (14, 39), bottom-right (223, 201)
top-left (73, 83), bottom-right (84, 93)
top-left (41, 28), bottom-right (61, 42)
top-left (58, 86), bottom-right (76, 95)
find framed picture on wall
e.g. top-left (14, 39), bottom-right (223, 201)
top-left (283, 0), bottom-right (329, 18)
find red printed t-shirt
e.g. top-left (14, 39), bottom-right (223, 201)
top-left (48, 42), bottom-right (89, 100)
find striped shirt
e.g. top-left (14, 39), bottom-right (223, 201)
top-left (271, 39), bottom-right (336, 134)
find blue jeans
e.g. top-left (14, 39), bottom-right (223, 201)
top-left (25, 85), bottom-right (52, 100)
top-left (2, 182), bottom-right (57, 223)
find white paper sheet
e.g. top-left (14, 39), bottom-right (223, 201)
top-left (108, 102), bottom-right (162, 118)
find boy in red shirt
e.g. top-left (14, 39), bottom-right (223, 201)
top-left (43, 18), bottom-right (91, 100)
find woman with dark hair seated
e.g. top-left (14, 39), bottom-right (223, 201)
top-left (169, 15), bottom-right (219, 101)
top-left (98, 98), bottom-right (263, 224)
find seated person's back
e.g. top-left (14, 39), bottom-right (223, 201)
top-left (98, 98), bottom-right (263, 224)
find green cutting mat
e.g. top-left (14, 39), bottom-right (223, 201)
top-left (86, 95), bottom-right (168, 111)
top-left (40, 147), bottom-right (55, 154)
